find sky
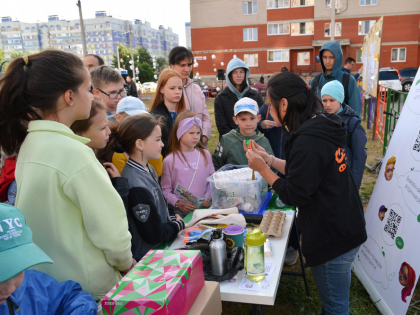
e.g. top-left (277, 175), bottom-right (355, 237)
top-left (2, 0), bottom-right (190, 46)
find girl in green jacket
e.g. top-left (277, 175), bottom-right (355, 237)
top-left (0, 50), bottom-right (135, 301)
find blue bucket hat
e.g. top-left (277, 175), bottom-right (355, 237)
top-left (321, 80), bottom-right (345, 104)
top-left (0, 204), bottom-right (53, 282)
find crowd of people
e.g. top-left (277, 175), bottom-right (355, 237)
top-left (0, 41), bottom-right (368, 315)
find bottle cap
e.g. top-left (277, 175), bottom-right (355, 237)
top-left (224, 225), bottom-right (244, 235)
top-left (245, 228), bottom-right (266, 246)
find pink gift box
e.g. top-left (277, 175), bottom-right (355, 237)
top-left (102, 250), bottom-right (204, 315)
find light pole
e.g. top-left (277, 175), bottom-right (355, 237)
top-left (37, 21), bottom-right (52, 49)
top-left (76, 0), bottom-right (88, 56)
top-left (330, 0), bottom-right (336, 40)
top-left (128, 25), bottom-right (136, 84)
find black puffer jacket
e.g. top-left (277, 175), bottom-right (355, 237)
top-left (150, 102), bottom-right (173, 158)
top-left (214, 88), bottom-right (263, 139)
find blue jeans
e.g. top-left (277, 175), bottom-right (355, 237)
top-left (310, 246), bottom-right (360, 315)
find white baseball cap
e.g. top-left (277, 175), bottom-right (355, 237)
top-left (234, 97), bottom-right (259, 116)
top-left (116, 96), bottom-right (148, 116)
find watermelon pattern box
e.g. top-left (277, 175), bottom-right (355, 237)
top-left (102, 250), bottom-right (205, 315)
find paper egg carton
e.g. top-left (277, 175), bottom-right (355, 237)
top-left (259, 210), bottom-right (286, 238)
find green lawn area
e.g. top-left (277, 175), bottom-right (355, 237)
top-left (143, 97), bottom-right (420, 314)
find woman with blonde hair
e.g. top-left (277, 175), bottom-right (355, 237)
top-left (150, 69), bottom-right (186, 158)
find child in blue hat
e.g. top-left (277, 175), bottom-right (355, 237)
top-left (321, 80), bottom-right (367, 190)
top-left (0, 204), bottom-right (97, 314)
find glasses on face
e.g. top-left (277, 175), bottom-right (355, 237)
top-left (400, 267), bottom-right (408, 281)
top-left (96, 88), bottom-right (126, 99)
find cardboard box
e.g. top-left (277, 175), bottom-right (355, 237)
top-left (102, 250), bottom-right (204, 315)
top-left (187, 281), bottom-right (222, 315)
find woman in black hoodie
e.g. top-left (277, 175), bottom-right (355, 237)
top-left (245, 72), bottom-right (367, 315)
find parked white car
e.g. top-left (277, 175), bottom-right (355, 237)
top-left (378, 67), bottom-right (402, 91)
top-left (141, 82), bottom-right (157, 93)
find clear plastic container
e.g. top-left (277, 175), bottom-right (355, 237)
top-left (178, 226), bottom-right (213, 244)
top-left (207, 166), bottom-right (268, 213)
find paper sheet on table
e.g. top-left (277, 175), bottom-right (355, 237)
top-left (238, 262), bottom-right (277, 292)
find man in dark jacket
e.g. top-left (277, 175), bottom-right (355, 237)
top-left (126, 76), bottom-right (138, 97)
top-left (342, 57), bottom-right (362, 81)
top-left (310, 41), bottom-right (363, 118)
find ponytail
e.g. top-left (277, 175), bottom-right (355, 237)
top-left (0, 50), bottom-right (86, 155)
top-left (267, 72), bottom-right (322, 133)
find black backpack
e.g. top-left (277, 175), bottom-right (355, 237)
top-left (346, 116), bottom-right (360, 148)
top-left (311, 72), bottom-right (350, 105)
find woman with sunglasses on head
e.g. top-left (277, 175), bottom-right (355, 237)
top-left (245, 72), bottom-right (367, 315)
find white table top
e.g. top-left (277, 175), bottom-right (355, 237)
top-left (168, 212), bottom-right (294, 306)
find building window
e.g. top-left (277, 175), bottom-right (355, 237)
top-left (358, 20), bottom-right (375, 35)
top-left (243, 28), bottom-right (258, 41)
top-left (391, 48), bottom-right (406, 62)
top-left (268, 50), bottom-right (289, 62)
top-left (243, 1), bottom-right (258, 14)
top-left (268, 23), bottom-right (290, 35)
top-left (324, 22), bottom-right (341, 37)
top-left (291, 22), bottom-right (314, 35)
top-left (244, 54), bottom-right (258, 66)
top-left (325, 0), bottom-right (342, 7)
top-left (356, 49), bottom-right (363, 63)
top-left (291, 0), bottom-right (314, 7)
top-left (360, 0), bottom-right (377, 5)
top-left (297, 52), bottom-right (310, 65)
top-left (267, 0), bottom-right (290, 8)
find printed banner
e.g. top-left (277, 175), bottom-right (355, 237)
top-left (353, 68), bottom-right (420, 314)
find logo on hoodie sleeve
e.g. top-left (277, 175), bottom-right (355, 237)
top-left (335, 147), bottom-right (347, 172)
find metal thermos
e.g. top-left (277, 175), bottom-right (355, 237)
top-left (209, 229), bottom-right (227, 276)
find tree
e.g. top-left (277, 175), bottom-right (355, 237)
top-left (138, 62), bottom-right (154, 84)
top-left (0, 49), bottom-right (32, 74)
top-left (135, 47), bottom-right (153, 67)
top-left (111, 44), bottom-right (156, 81)
top-left (156, 57), bottom-right (168, 75)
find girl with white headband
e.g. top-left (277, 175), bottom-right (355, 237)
top-left (161, 110), bottom-right (215, 217)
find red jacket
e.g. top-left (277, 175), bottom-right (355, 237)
top-left (0, 155), bottom-right (17, 201)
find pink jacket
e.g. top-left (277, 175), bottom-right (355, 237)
top-left (161, 149), bottom-right (214, 206)
top-left (183, 78), bottom-right (212, 138)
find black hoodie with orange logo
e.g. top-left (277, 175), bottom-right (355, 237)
top-left (272, 113), bottom-right (367, 267)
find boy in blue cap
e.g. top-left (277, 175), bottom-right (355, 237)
top-left (0, 204), bottom-right (97, 314)
top-left (321, 80), bottom-right (367, 190)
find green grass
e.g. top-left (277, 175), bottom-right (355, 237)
top-left (143, 97), bottom-right (420, 314)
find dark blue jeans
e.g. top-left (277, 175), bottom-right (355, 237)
top-left (310, 246), bottom-right (360, 315)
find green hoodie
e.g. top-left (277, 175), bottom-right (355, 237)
top-left (15, 120), bottom-right (132, 300)
top-left (212, 128), bottom-right (274, 170)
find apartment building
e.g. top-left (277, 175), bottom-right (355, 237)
top-left (190, 0), bottom-right (420, 79)
top-left (0, 12), bottom-right (179, 65)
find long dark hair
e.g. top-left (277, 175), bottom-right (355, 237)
top-left (108, 114), bottom-right (162, 156)
top-left (267, 72), bottom-right (322, 133)
top-left (0, 50), bottom-right (86, 155)
top-left (228, 68), bottom-right (247, 93)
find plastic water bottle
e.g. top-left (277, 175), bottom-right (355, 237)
top-left (244, 228), bottom-right (266, 282)
top-left (209, 229), bottom-right (227, 276)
